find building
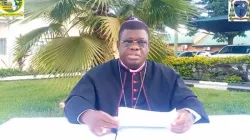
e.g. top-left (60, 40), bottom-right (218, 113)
top-left (1, 20), bottom-right (250, 70)
top-left (0, 20), bottom-right (9, 68)
top-left (192, 32), bottom-right (250, 50)
top-left (166, 32), bottom-right (208, 52)
top-left (0, 18), bottom-right (80, 70)
top-left (0, 18), bottom-right (49, 69)
top-left (166, 30), bottom-right (250, 53)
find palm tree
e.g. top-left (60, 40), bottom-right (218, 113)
top-left (12, 0), bottom-right (197, 77)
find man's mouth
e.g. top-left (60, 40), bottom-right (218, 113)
top-left (127, 54), bottom-right (140, 59)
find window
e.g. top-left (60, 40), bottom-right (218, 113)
top-left (219, 45), bottom-right (250, 54)
top-left (219, 46), bottom-right (231, 54)
top-left (179, 52), bottom-right (194, 57)
top-left (231, 46), bottom-right (250, 54)
top-left (0, 38), bottom-right (6, 55)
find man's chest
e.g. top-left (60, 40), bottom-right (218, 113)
top-left (94, 74), bottom-right (173, 111)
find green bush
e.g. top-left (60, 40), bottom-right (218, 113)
top-left (224, 75), bottom-right (242, 83)
top-left (163, 56), bottom-right (250, 83)
top-left (0, 69), bottom-right (34, 78)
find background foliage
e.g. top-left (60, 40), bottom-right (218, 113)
top-left (164, 56), bottom-right (250, 83)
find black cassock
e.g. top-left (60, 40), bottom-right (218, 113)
top-left (64, 59), bottom-right (209, 124)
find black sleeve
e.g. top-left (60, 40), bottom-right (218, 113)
top-left (64, 74), bottom-right (96, 124)
top-left (170, 73), bottom-right (210, 124)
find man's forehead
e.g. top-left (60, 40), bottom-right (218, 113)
top-left (121, 29), bottom-right (148, 40)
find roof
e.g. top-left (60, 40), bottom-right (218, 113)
top-left (193, 16), bottom-right (227, 22)
top-left (193, 31), bottom-right (250, 47)
top-left (190, 15), bottom-right (250, 33)
top-left (166, 33), bottom-right (193, 44)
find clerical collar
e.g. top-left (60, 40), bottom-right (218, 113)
top-left (119, 59), bottom-right (146, 72)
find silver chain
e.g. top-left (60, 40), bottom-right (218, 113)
top-left (118, 61), bottom-right (147, 108)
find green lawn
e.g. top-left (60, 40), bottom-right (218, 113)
top-left (0, 79), bottom-right (250, 125)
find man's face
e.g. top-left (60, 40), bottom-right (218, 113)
top-left (118, 29), bottom-right (149, 69)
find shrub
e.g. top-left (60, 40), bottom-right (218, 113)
top-left (224, 75), bottom-right (242, 83)
top-left (0, 69), bottom-right (34, 78)
top-left (163, 56), bottom-right (250, 83)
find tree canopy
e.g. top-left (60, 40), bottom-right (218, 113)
top-left (192, 0), bottom-right (246, 45)
top-left (12, 0), bottom-right (198, 76)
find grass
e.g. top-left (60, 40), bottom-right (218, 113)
top-left (0, 78), bottom-right (78, 125)
top-left (192, 88), bottom-right (250, 115)
top-left (1, 79), bottom-right (250, 125)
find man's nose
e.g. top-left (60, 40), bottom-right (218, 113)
top-left (129, 44), bottom-right (140, 50)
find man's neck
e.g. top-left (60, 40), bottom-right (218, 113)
top-left (119, 59), bottom-right (145, 72)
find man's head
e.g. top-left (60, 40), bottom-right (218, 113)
top-left (117, 18), bottom-right (150, 70)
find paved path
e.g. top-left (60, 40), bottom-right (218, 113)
top-left (185, 80), bottom-right (250, 92)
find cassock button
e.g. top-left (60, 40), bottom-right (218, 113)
top-left (133, 97), bottom-right (137, 100)
top-left (133, 81), bottom-right (138, 84)
top-left (133, 73), bottom-right (136, 76)
top-left (133, 89), bottom-right (138, 92)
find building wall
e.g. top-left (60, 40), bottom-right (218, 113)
top-left (168, 44), bottom-right (224, 52)
top-left (191, 46), bottom-right (224, 51)
top-left (0, 19), bottom-right (49, 69)
top-left (0, 22), bottom-right (8, 38)
top-left (168, 44), bottom-right (194, 52)
top-left (0, 18), bottom-right (82, 70)
top-left (0, 22), bottom-right (8, 68)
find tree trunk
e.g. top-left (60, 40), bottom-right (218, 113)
top-left (17, 57), bottom-right (24, 71)
top-left (228, 36), bottom-right (234, 45)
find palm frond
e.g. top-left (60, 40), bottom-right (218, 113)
top-left (31, 35), bottom-right (107, 77)
top-left (111, 0), bottom-right (135, 18)
top-left (98, 16), bottom-right (121, 44)
top-left (148, 30), bottom-right (174, 63)
top-left (21, 0), bottom-right (60, 24)
top-left (71, 15), bottom-right (121, 45)
top-left (6, 0), bottom-right (59, 24)
top-left (70, 9), bottom-right (102, 35)
top-left (45, 0), bottom-right (78, 24)
top-left (85, 0), bottom-right (119, 15)
top-left (160, 0), bottom-right (198, 24)
top-left (18, 0), bottom-right (81, 24)
top-left (12, 23), bottom-right (65, 63)
top-left (132, 0), bottom-right (197, 29)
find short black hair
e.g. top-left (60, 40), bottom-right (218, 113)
top-left (118, 19), bottom-right (150, 41)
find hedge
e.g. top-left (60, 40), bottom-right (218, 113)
top-left (163, 56), bottom-right (250, 83)
top-left (1, 56), bottom-right (250, 83)
top-left (0, 69), bottom-right (34, 78)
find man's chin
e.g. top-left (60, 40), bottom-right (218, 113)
top-left (125, 60), bottom-right (142, 69)
top-left (126, 59), bottom-right (140, 64)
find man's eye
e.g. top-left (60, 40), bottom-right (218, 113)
top-left (124, 40), bottom-right (133, 43)
top-left (137, 40), bottom-right (147, 44)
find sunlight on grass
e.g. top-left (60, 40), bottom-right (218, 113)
top-left (0, 79), bottom-right (250, 125)
top-left (191, 87), bottom-right (250, 115)
top-left (0, 78), bottom-right (78, 124)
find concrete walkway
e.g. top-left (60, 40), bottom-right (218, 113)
top-left (185, 80), bottom-right (250, 92)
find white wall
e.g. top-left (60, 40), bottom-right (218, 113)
top-left (0, 22), bottom-right (9, 68)
top-left (0, 19), bottom-right (49, 69)
top-left (0, 17), bottom-right (92, 70)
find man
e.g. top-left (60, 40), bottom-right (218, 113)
top-left (64, 17), bottom-right (209, 136)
